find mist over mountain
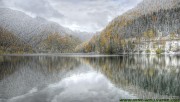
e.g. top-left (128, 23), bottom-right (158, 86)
top-left (76, 0), bottom-right (180, 54)
top-left (0, 0), bottom-right (180, 54)
top-left (0, 8), bottom-right (92, 53)
top-left (0, 8), bottom-right (92, 41)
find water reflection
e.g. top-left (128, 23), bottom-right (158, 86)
top-left (7, 71), bottom-right (136, 102)
top-left (82, 55), bottom-right (180, 98)
top-left (0, 55), bottom-right (180, 101)
top-left (0, 56), bottom-right (81, 99)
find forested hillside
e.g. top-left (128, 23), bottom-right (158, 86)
top-left (0, 0), bottom-right (180, 54)
top-left (0, 27), bottom-right (33, 54)
top-left (0, 8), bottom-right (82, 53)
top-left (0, 27), bottom-right (81, 53)
top-left (37, 33), bottom-right (81, 53)
top-left (76, 0), bottom-right (180, 54)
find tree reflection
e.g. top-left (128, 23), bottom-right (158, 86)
top-left (0, 55), bottom-right (180, 99)
top-left (0, 56), bottom-right (81, 99)
top-left (82, 55), bottom-right (180, 97)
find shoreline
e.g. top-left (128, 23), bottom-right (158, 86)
top-left (0, 53), bottom-right (121, 57)
top-left (0, 52), bottom-right (180, 57)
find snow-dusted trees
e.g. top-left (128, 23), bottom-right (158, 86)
top-left (77, 5), bottom-right (180, 54)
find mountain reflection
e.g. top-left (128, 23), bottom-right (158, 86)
top-left (0, 55), bottom-right (180, 100)
top-left (0, 56), bottom-right (81, 99)
top-left (82, 55), bottom-right (180, 98)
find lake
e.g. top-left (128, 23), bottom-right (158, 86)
top-left (0, 54), bottom-right (180, 102)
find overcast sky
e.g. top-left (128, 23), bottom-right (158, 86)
top-left (0, 0), bottom-right (142, 32)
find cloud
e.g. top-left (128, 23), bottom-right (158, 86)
top-left (0, 0), bottom-right (142, 32)
top-left (1, 0), bottom-right (64, 18)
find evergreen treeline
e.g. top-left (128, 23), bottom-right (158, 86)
top-left (76, 7), bottom-right (180, 54)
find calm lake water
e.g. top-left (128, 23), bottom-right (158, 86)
top-left (0, 54), bottom-right (180, 102)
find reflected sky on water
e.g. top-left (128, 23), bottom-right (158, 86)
top-left (0, 55), bottom-right (179, 102)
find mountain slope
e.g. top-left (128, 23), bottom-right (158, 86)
top-left (37, 32), bottom-right (81, 53)
top-left (114, 0), bottom-right (179, 22)
top-left (78, 0), bottom-right (180, 54)
top-left (0, 8), bottom-right (82, 53)
top-left (0, 27), bottom-right (33, 54)
top-left (0, 8), bottom-right (73, 43)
